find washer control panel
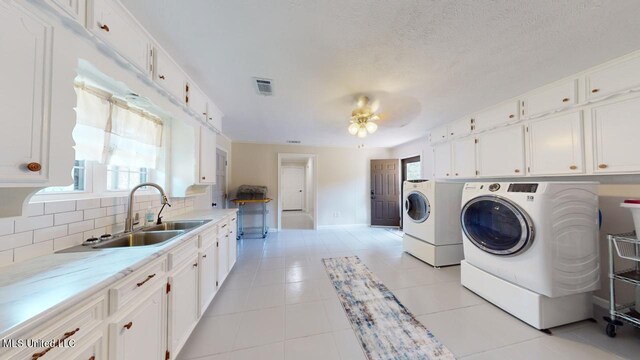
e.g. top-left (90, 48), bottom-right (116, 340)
top-left (508, 183), bottom-right (539, 193)
top-left (488, 183), bottom-right (501, 192)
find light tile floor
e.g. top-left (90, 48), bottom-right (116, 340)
top-left (178, 227), bottom-right (640, 360)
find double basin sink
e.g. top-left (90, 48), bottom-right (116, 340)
top-left (59, 220), bottom-right (211, 252)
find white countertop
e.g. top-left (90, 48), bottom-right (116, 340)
top-left (0, 209), bottom-right (236, 338)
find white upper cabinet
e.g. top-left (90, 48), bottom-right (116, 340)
top-left (154, 46), bottom-right (186, 102)
top-left (522, 80), bottom-right (577, 118)
top-left (187, 82), bottom-right (208, 122)
top-left (206, 102), bottom-right (223, 132)
top-left (477, 125), bottom-right (525, 177)
top-left (587, 55), bottom-right (640, 101)
top-left (430, 124), bottom-right (448, 144)
top-left (448, 118), bottom-right (472, 139)
top-left (473, 100), bottom-right (520, 133)
top-left (88, 0), bottom-right (152, 74)
top-left (433, 142), bottom-right (452, 178)
top-left (527, 112), bottom-right (584, 175)
top-left (48, 0), bottom-right (86, 22)
top-left (199, 126), bottom-right (217, 185)
top-left (592, 97), bottom-right (640, 173)
top-left (451, 137), bottom-right (477, 178)
top-left (0, 2), bottom-right (52, 182)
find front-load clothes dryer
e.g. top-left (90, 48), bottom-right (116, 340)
top-left (402, 180), bottom-right (464, 267)
top-left (459, 181), bottom-right (599, 329)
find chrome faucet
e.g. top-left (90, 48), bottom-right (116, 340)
top-left (124, 182), bottom-right (171, 233)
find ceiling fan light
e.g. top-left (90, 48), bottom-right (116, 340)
top-left (370, 114), bottom-right (380, 121)
top-left (357, 127), bottom-right (368, 138)
top-left (348, 123), bottom-right (359, 135)
top-left (365, 121), bottom-right (378, 134)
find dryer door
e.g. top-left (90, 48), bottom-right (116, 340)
top-left (461, 195), bottom-right (534, 255)
top-left (404, 191), bottom-right (431, 224)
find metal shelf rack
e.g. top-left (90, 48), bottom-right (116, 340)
top-left (604, 232), bottom-right (640, 337)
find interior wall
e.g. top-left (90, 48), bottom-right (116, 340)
top-left (305, 158), bottom-right (314, 215)
top-left (230, 143), bottom-right (391, 228)
top-left (390, 136), bottom-right (433, 180)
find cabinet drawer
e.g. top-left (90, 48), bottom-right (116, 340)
top-left (217, 221), bottom-right (230, 235)
top-left (8, 297), bottom-right (105, 360)
top-left (67, 330), bottom-right (105, 360)
top-left (109, 257), bottom-right (166, 313)
top-left (587, 55), bottom-right (640, 101)
top-left (198, 227), bottom-right (217, 250)
top-left (473, 101), bottom-right (519, 133)
top-left (168, 236), bottom-right (198, 270)
top-left (522, 79), bottom-right (577, 118)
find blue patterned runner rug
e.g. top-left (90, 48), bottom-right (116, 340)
top-left (322, 256), bottom-right (456, 360)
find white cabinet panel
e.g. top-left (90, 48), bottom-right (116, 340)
top-left (217, 230), bottom-right (229, 285)
top-left (448, 118), bottom-right (472, 139)
top-left (527, 112), bottom-right (584, 176)
top-left (477, 125), bottom-right (525, 177)
top-left (109, 286), bottom-right (166, 360)
top-left (199, 126), bottom-right (217, 185)
top-left (154, 47), bottom-right (186, 102)
top-left (523, 80), bottom-right (577, 118)
top-left (48, 0), bottom-right (86, 22)
top-left (206, 101), bottom-right (223, 132)
top-left (451, 137), bottom-right (477, 178)
top-left (587, 55), bottom-right (640, 100)
top-left (89, 0), bottom-right (152, 74)
top-left (473, 101), bottom-right (520, 133)
top-left (0, 2), bottom-right (51, 182)
top-left (430, 125), bottom-right (448, 144)
top-left (187, 82), bottom-right (208, 122)
top-left (169, 256), bottom-right (199, 355)
top-left (199, 244), bottom-right (217, 315)
top-left (592, 97), bottom-right (640, 173)
top-left (433, 143), bottom-right (451, 179)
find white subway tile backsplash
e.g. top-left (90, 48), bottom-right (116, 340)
top-left (106, 205), bottom-right (125, 216)
top-left (95, 216), bottom-right (117, 228)
top-left (0, 219), bottom-right (13, 236)
top-left (84, 207), bottom-right (107, 220)
top-left (68, 220), bottom-right (95, 235)
top-left (0, 232), bottom-right (33, 252)
top-left (0, 249), bottom-right (13, 267)
top-left (14, 241), bottom-right (53, 262)
top-left (100, 197), bottom-right (118, 207)
top-left (76, 198), bottom-right (101, 210)
top-left (33, 225), bottom-right (68, 243)
top-left (24, 203), bottom-right (44, 217)
top-left (44, 200), bottom-right (76, 214)
top-left (54, 211), bottom-right (84, 225)
top-left (15, 215), bottom-right (54, 233)
top-left (53, 234), bottom-right (83, 251)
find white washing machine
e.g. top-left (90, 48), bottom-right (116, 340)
top-left (460, 181), bottom-right (600, 329)
top-left (402, 180), bottom-right (464, 267)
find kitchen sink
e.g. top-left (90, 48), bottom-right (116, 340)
top-left (92, 230), bottom-right (185, 249)
top-left (141, 220), bottom-right (211, 232)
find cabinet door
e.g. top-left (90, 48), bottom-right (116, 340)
top-left (477, 125), bottom-right (525, 177)
top-left (430, 125), bottom-right (448, 144)
top-left (587, 55), bottom-right (640, 100)
top-left (228, 222), bottom-right (237, 268)
top-left (522, 80), bottom-right (577, 118)
top-left (473, 101), bottom-right (520, 133)
top-left (433, 143), bottom-right (451, 179)
top-left (448, 118), bottom-right (472, 139)
top-left (199, 126), bottom-right (217, 184)
top-left (89, 0), bottom-right (151, 74)
top-left (154, 47), bottom-right (186, 102)
top-left (169, 256), bottom-right (199, 354)
top-left (109, 286), bottom-right (166, 360)
top-left (217, 232), bottom-right (229, 285)
top-left (0, 2), bottom-right (51, 182)
top-left (187, 83), bottom-right (208, 121)
top-left (451, 137), bottom-right (477, 178)
top-left (528, 112), bottom-right (584, 175)
top-left (199, 244), bottom-right (217, 315)
top-left (592, 97), bottom-right (640, 173)
top-left (49, 0), bottom-right (86, 22)
top-left (206, 102), bottom-right (223, 132)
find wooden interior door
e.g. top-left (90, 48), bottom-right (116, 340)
top-left (371, 159), bottom-right (400, 227)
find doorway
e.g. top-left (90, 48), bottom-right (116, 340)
top-left (211, 148), bottom-right (227, 208)
top-left (370, 159), bottom-right (400, 227)
top-left (277, 153), bottom-right (317, 230)
top-left (400, 155), bottom-right (421, 228)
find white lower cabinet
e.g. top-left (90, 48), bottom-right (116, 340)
top-left (433, 142), bottom-right (452, 179)
top-left (68, 330), bottom-right (105, 360)
top-left (228, 218), bottom-right (237, 269)
top-left (168, 255), bottom-right (200, 356)
top-left (527, 111), bottom-right (584, 175)
top-left (451, 137), bottom-right (477, 178)
top-left (199, 244), bottom-right (218, 315)
top-left (109, 285), bottom-right (167, 360)
top-left (592, 97), bottom-right (640, 173)
top-left (217, 228), bottom-right (230, 285)
top-left (476, 125), bottom-right (526, 177)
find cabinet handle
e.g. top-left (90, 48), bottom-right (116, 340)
top-left (136, 274), bottom-right (156, 287)
top-left (508, 114), bottom-right (515, 119)
top-left (89, 357), bottom-right (95, 360)
top-left (514, 169), bottom-right (521, 173)
top-left (569, 165), bottom-right (578, 170)
top-left (231, 218), bottom-right (236, 221)
top-left (99, 23), bottom-right (110, 32)
top-left (598, 164), bottom-right (608, 169)
top-left (455, 173), bottom-right (459, 176)
top-left (203, 254), bottom-right (207, 258)
top-left (203, 112), bottom-right (207, 116)
top-left (26, 162), bottom-right (42, 172)
top-left (592, 88), bottom-right (600, 93)
top-left (445, 173), bottom-right (449, 176)
top-left (450, 132), bottom-right (454, 135)
top-left (221, 224), bottom-right (227, 228)
top-left (123, 322), bottom-right (133, 330)
top-left (562, 97), bottom-right (570, 102)
top-left (32, 328), bottom-right (80, 359)
top-left (193, 262), bottom-right (198, 268)
top-left (158, 75), bottom-right (166, 80)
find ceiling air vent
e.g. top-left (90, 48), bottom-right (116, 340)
top-left (254, 78), bottom-right (273, 96)
top-left (286, 140), bottom-right (301, 144)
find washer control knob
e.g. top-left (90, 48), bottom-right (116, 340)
top-left (488, 183), bottom-right (501, 192)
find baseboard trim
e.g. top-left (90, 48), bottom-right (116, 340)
top-left (317, 224), bottom-right (368, 230)
top-left (592, 295), bottom-right (611, 309)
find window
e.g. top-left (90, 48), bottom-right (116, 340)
top-left (38, 161), bottom-right (87, 193)
top-left (401, 156), bottom-right (422, 181)
top-left (107, 166), bottom-right (149, 191)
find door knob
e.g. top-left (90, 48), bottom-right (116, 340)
top-left (299, 190), bottom-right (302, 192)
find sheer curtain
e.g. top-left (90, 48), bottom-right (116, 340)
top-left (73, 84), bottom-right (163, 169)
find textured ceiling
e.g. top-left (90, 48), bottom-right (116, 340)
top-left (123, 0), bottom-right (640, 148)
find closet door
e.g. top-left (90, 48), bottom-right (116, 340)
top-left (527, 112), bottom-right (584, 175)
top-left (476, 126), bottom-right (525, 177)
